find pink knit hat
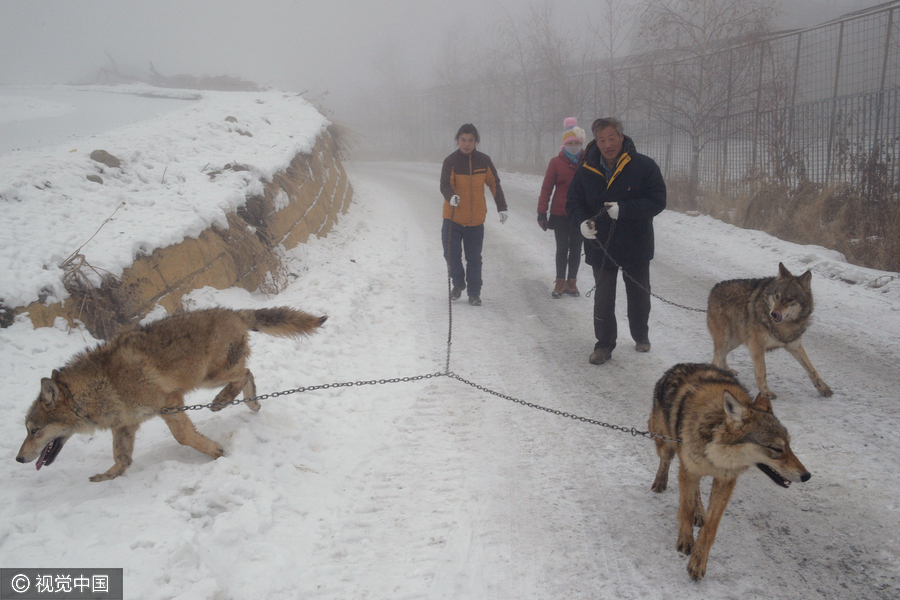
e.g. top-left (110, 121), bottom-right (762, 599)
top-left (561, 117), bottom-right (584, 146)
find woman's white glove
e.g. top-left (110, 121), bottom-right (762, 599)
top-left (499, 211), bottom-right (508, 224)
top-left (604, 202), bottom-right (619, 220)
top-left (449, 195), bottom-right (460, 207)
top-left (580, 219), bottom-right (597, 239)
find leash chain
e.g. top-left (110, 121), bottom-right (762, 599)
top-left (158, 373), bottom-right (446, 415)
top-left (584, 208), bottom-right (706, 313)
top-left (445, 204), bottom-right (457, 374)
top-left (160, 201), bottom-right (681, 444)
top-left (447, 372), bottom-right (679, 444)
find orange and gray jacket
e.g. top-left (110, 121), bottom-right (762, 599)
top-left (440, 149), bottom-right (508, 226)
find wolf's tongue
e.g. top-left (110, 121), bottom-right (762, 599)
top-left (36, 441), bottom-right (53, 471)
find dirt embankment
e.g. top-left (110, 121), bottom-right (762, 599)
top-left (17, 130), bottom-right (352, 339)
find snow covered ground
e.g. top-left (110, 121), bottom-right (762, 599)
top-left (0, 84), bottom-right (328, 308)
top-left (1, 86), bottom-right (899, 599)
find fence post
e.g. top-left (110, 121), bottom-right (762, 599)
top-left (752, 42), bottom-right (765, 170)
top-left (875, 7), bottom-right (895, 143)
top-left (826, 21), bottom-right (846, 181)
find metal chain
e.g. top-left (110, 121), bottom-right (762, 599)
top-left (585, 208), bottom-right (707, 313)
top-left (444, 204), bottom-right (457, 375)
top-left (447, 372), bottom-right (680, 444)
top-left (159, 373), bottom-right (446, 415)
top-left (158, 201), bottom-right (681, 444)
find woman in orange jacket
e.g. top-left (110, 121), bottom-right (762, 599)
top-left (439, 123), bottom-right (508, 306)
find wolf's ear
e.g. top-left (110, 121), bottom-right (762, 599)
top-left (723, 391), bottom-right (748, 423)
top-left (751, 393), bottom-right (773, 413)
top-left (40, 377), bottom-right (61, 408)
top-left (798, 269), bottom-right (812, 289)
top-left (777, 262), bottom-right (792, 278)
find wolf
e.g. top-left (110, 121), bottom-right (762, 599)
top-left (707, 262), bottom-right (832, 399)
top-left (648, 363), bottom-right (811, 581)
top-left (16, 306), bottom-right (326, 482)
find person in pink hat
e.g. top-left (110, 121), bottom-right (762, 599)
top-left (538, 117), bottom-right (585, 298)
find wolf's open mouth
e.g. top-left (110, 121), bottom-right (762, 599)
top-left (757, 463), bottom-right (791, 488)
top-left (36, 437), bottom-right (64, 470)
top-left (770, 311), bottom-right (784, 323)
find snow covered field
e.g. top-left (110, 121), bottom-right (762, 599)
top-left (1, 86), bottom-right (899, 599)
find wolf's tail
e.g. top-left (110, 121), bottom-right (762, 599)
top-left (240, 307), bottom-right (327, 338)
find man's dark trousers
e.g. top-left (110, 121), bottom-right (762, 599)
top-left (591, 260), bottom-right (651, 351)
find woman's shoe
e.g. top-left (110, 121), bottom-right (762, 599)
top-left (551, 279), bottom-right (566, 298)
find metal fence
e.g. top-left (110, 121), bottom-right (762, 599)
top-left (354, 1), bottom-right (900, 200)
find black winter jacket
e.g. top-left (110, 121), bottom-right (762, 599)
top-left (566, 136), bottom-right (666, 267)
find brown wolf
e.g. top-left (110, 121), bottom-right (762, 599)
top-left (707, 262), bottom-right (832, 399)
top-left (16, 307), bottom-right (326, 482)
top-left (648, 363), bottom-right (810, 581)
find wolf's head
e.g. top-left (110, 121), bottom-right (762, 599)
top-left (16, 370), bottom-right (84, 470)
top-left (721, 391), bottom-right (811, 488)
top-left (765, 262), bottom-right (813, 324)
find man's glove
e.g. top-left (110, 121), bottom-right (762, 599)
top-left (449, 195), bottom-right (460, 207)
top-left (537, 213), bottom-right (548, 231)
top-left (580, 219), bottom-right (597, 239)
top-left (604, 202), bottom-right (619, 220)
top-left (499, 211), bottom-right (508, 224)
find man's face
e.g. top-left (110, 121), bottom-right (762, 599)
top-left (595, 126), bottom-right (624, 164)
top-left (457, 133), bottom-right (477, 155)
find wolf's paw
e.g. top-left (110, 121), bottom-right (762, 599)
top-left (693, 511), bottom-right (706, 528)
top-left (687, 555), bottom-right (707, 581)
top-left (817, 383), bottom-right (833, 397)
top-left (677, 535), bottom-right (694, 556)
top-left (651, 478), bottom-right (667, 493)
top-left (90, 469), bottom-right (122, 482)
top-left (246, 399), bottom-right (261, 412)
top-left (211, 443), bottom-right (224, 459)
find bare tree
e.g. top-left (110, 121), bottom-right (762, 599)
top-left (493, 1), bottom-right (585, 168)
top-left (754, 37), bottom-right (809, 185)
top-left (636, 0), bottom-right (776, 204)
top-left (588, 0), bottom-right (638, 116)
top-left (367, 39), bottom-right (416, 156)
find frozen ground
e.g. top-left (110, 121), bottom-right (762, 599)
top-left (0, 87), bottom-right (899, 599)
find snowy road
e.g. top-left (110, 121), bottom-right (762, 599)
top-left (335, 161), bottom-right (900, 599)
top-left (2, 159), bottom-right (899, 599)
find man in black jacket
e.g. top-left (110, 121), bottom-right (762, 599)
top-left (566, 118), bottom-right (667, 365)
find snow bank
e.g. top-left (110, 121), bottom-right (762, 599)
top-left (0, 85), bottom-right (352, 336)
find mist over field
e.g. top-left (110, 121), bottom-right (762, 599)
top-left (0, 0), bottom-right (873, 114)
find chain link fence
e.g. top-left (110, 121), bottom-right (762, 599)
top-left (355, 2), bottom-right (900, 201)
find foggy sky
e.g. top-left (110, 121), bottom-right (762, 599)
top-left (0, 0), bottom-right (876, 112)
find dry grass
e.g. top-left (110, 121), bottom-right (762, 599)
top-left (690, 180), bottom-right (900, 273)
top-left (219, 212), bottom-right (290, 296)
top-left (61, 259), bottom-right (131, 340)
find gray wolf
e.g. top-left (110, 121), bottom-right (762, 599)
top-left (648, 363), bottom-right (811, 581)
top-left (707, 262), bottom-right (832, 399)
top-left (16, 307), bottom-right (326, 482)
